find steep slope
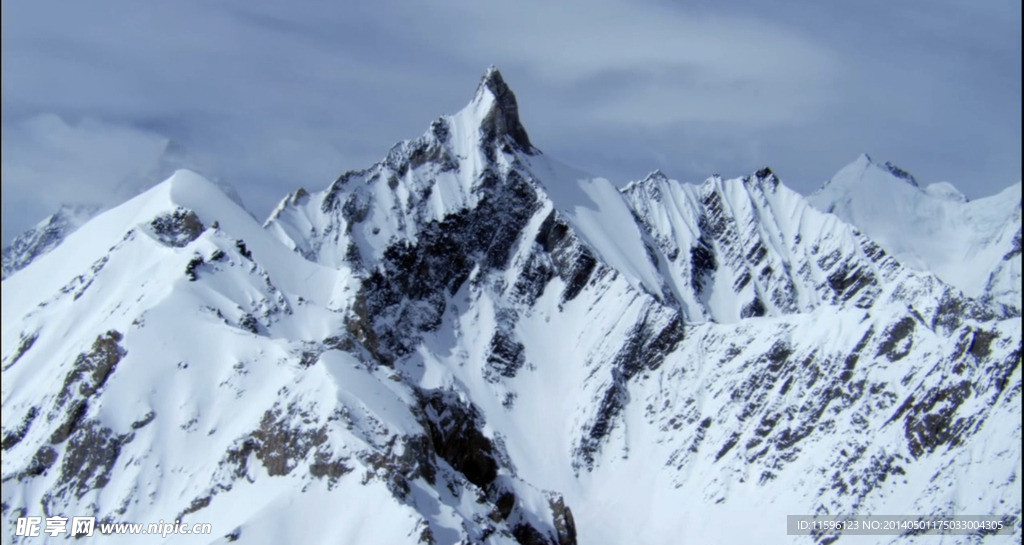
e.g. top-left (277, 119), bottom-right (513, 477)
top-left (808, 154), bottom-right (1022, 310)
top-left (3, 69), bottom-right (1021, 545)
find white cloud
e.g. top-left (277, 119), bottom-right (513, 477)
top-left (1, 114), bottom-right (170, 239)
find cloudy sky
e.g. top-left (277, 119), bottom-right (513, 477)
top-left (2, 0), bottom-right (1020, 243)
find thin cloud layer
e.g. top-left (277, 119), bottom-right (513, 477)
top-left (2, 0), bottom-right (1020, 243)
top-left (1, 115), bottom-right (169, 222)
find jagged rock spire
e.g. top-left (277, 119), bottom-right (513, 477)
top-left (474, 67), bottom-right (534, 153)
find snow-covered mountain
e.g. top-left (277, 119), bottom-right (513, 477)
top-left (808, 154), bottom-right (1022, 311)
top-left (2, 69), bottom-right (1021, 545)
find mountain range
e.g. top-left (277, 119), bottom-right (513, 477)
top-left (2, 68), bottom-right (1020, 545)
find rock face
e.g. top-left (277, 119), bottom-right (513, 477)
top-left (476, 67), bottom-right (535, 154)
top-left (2, 70), bottom-right (1021, 545)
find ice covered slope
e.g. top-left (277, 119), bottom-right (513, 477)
top-left (3, 69), bottom-right (1021, 545)
top-left (808, 154), bottom-right (1022, 310)
top-left (2, 204), bottom-right (100, 280)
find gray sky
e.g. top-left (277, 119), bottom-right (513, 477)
top-left (2, 0), bottom-right (1020, 243)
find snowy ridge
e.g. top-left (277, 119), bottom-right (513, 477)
top-left (3, 69), bottom-right (1021, 544)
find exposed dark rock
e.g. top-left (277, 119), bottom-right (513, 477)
top-left (130, 411), bottom-right (156, 430)
top-left (419, 390), bottom-right (497, 489)
top-left (347, 168), bottom-right (540, 365)
top-left (903, 381), bottom-right (973, 458)
top-left (476, 69), bottom-right (534, 154)
top-left (535, 211), bottom-right (569, 253)
top-left (2, 406), bottom-right (38, 451)
top-left (876, 317), bottom-right (915, 361)
top-left (57, 420), bottom-right (130, 498)
top-left (309, 449), bottom-right (354, 483)
top-left (513, 523), bottom-right (552, 545)
top-left (49, 401), bottom-right (88, 444)
top-left (48, 331), bottom-right (125, 444)
top-left (235, 240), bottom-right (253, 260)
top-left (746, 241), bottom-right (768, 264)
top-left (251, 407), bottom-right (328, 477)
top-left (406, 134), bottom-right (459, 174)
top-left (741, 297), bottom-right (766, 318)
top-left (968, 330), bottom-right (997, 359)
top-left (549, 496), bottom-right (577, 545)
top-left (578, 308), bottom-right (685, 468)
top-left (715, 433), bottom-right (741, 462)
top-left (239, 314), bottom-right (262, 335)
top-left (882, 161), bottom-right (919, 187)
top-left (486, 330), bottom-right (526, 380)
top-left (689, 241), bottom-right (716, 294)
top-left (755, 167), bottom-right (777, 184)
top-left (59, 331), bottom-right (123, 400)
top-left (22, 446), bottom-right (57, 478)
top-left (511, 251), bottom-right (555, 306)
top-left (826, 264), bottom-right (876, 306)
top-left (3, 331), bottom-right (38, 371)
top-left (321, 170), bottom-right (366, 212)
top-left (536, 210), bottom-right (600, 303)
top-left (150, 208), bottom-right (205, 247)
top-left (360, 434), bottom-right (436, 498)
top-left (185, 255), bottom-right (204, 281)
top-left (687, 417), bottom-right (712, 454)
top-left (493, 492), bottom-right (516, 521)
top-left (559, 251), bottom-right (597, 303)
top-left (178, 495), bottom-right (212, 520)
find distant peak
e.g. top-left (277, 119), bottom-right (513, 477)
top-left (744, 167), bottom-right (780, 191)
top-left (850, 154), bottom-right (917, 187)
top-left (477, 66), bottom-right (507, 96)
top-left (821, 154), bottom-right (920, 192)
top-left (470, 67), bottom-right (534, 153)
top-left (644, 169), bottom-right (669, 183)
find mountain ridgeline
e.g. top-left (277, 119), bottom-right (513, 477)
top-left (2, 69), bottom-right (1020, 544)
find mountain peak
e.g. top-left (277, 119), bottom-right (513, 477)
top-left (644, 169), bottom-right (669, 183)
top-left (821, 154), bottom-right (920, 192)
top-left (470, 67), bottom-right (534, 153)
